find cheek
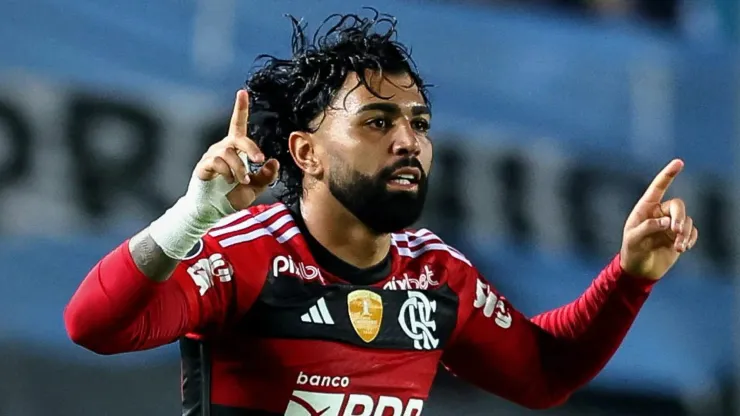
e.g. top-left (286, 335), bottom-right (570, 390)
top-left (343, 143), bottom-right (385, 173)
top-left (326, 148), bottom-right (373, 181)
top-left (421, 140), bottom-right (433, 172)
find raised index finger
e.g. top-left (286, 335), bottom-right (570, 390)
top-left (640, 158), bottom-right (684, 203)
top-left (228, 89), bottom-right (249, 137)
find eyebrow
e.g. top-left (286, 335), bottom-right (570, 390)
top-left (355, 102), bottom-right (431, 117)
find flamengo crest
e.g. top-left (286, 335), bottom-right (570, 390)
top-left (398, 291), bottom-right (439, 350)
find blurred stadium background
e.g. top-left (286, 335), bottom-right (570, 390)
top-left (0, 0), bottom-right (738, 415)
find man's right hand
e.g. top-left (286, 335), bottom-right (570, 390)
top-left (135, 90), bottom-right (280, 273)
top-left (194, 89), bottom-right (280, 212)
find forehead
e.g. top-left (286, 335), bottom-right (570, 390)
top-left (333, 71), bottom-right (425, 112)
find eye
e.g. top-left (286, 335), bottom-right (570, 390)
top-left (412, 119), bottom-right (431, 133)
top-left (366, 118), bottom-right (392, 130)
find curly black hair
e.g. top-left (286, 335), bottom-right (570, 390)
top-left (246, 9), bottom-right (431, 206)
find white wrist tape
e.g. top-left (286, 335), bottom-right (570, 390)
top-left (149, 173), bottom-right (238, 260)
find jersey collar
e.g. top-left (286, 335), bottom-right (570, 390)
top-left (288, 204), bottom-right (391, 286)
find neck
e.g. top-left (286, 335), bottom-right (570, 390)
top-left (299, 190), bottom-right (391, 269)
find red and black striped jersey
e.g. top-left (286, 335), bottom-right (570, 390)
top-left (177, 202), bottom-right (491, 415)
top-left (65, 202), bottom-right (656, 415)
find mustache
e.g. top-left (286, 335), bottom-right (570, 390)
top-left (379, 158), bottom-right (427, 179)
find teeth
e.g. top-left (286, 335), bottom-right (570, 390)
top-left (391, 179), bottom-right (412, 185)
top-left (397, 174), bottom-right (415, 180)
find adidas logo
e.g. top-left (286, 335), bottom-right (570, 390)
top-left (300, 298), bottom-right (335, 325)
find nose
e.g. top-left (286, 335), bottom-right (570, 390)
top-left (391, 121), bottom-right (421, 157)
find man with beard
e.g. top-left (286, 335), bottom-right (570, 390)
top-left (64, 10), bottom-right (698, 416)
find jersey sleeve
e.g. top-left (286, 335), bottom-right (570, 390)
top-left (441, 254), bottom-right (655, 409)
top-left (64, 233), bottom-right (267, 355)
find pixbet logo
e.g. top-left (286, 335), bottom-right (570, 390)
top-left (273, 255), bottom-right (323, 282)
top-left (285, 391), bottom-right (424, 416)
top-left (382, 265), bottom-right (438, 291)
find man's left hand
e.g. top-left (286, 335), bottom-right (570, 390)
top-left (620, 159), bottom-right (699, 280)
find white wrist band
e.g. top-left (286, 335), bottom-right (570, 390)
top-left (148, 197), bottom-right (215, 259)
top-left (149, 174), bottom-right (238, 260)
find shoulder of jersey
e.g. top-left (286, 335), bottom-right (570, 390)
top-left (205, 202), bottom-right (298, 249)
top-left (390, 228), bottom-right (472, 269)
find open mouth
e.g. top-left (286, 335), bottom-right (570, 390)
top-left (387, 168), bottom-right (421, 188)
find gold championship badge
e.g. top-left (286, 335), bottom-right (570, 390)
top-left (347, 290), bottom-right (383, 343)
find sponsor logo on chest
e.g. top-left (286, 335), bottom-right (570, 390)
top-left (286, 372), bottom-right (424, 416)
top-left (383, 265), bottom-right (438, 291)
top-left (272, 255), bottom-right (324, 283)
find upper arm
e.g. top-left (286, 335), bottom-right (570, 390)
top-left (113, 235), bottom-right (248, 350)
top-left (441, 256), bottom-right (648, 409)
top-left (116, 234), bottom-right (264, 350)
top-left (169, 236), bottom-right (238, 334)
top-left (441, 266), bottom-right (560, 409)
top-left (174, 233), bottom-right (267, 336)
top-left (65, 207), bottom-right (273, 355)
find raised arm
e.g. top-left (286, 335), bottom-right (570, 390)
top-left (442, 256), bottom-right (653, 409)
top-left (64, 234), bottom-right (240, 354)
top-left (442, 159), bottom-right (698, 409)
top-left (63, 90), bottom-right (280, 354)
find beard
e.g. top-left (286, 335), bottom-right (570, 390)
top-left (328, 157), bottom-right (429, 234)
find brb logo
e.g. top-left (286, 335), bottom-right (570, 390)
top-left (296, 371), bottom-right (350, 389)
top-left (398, 291), bottom-right (439, 350)
top-left (287, 372), bottom-right (423, 415)
top-left (285, 391), bottom-right (424, 416)
top-left (273, 255), bottom-right (324, 282)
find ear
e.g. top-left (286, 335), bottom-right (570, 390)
top-left (288, 131), bottom-right (323, 178)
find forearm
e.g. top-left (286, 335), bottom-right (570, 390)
top-left (443, 255), bottom-right (654, 409)
top-left (128, 228), bottom-right (179, 282)
top-left (64, 191), bottom-right (231, 354)
top-left (64, 239), bottom-right (191, 354)
top-left (531, 255), bottom-right (654, 399)
top-left (532, 254), bottom-right (653, 340)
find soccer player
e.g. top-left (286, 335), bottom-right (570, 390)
top-left (64, 11), bottom-right (698, 416)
